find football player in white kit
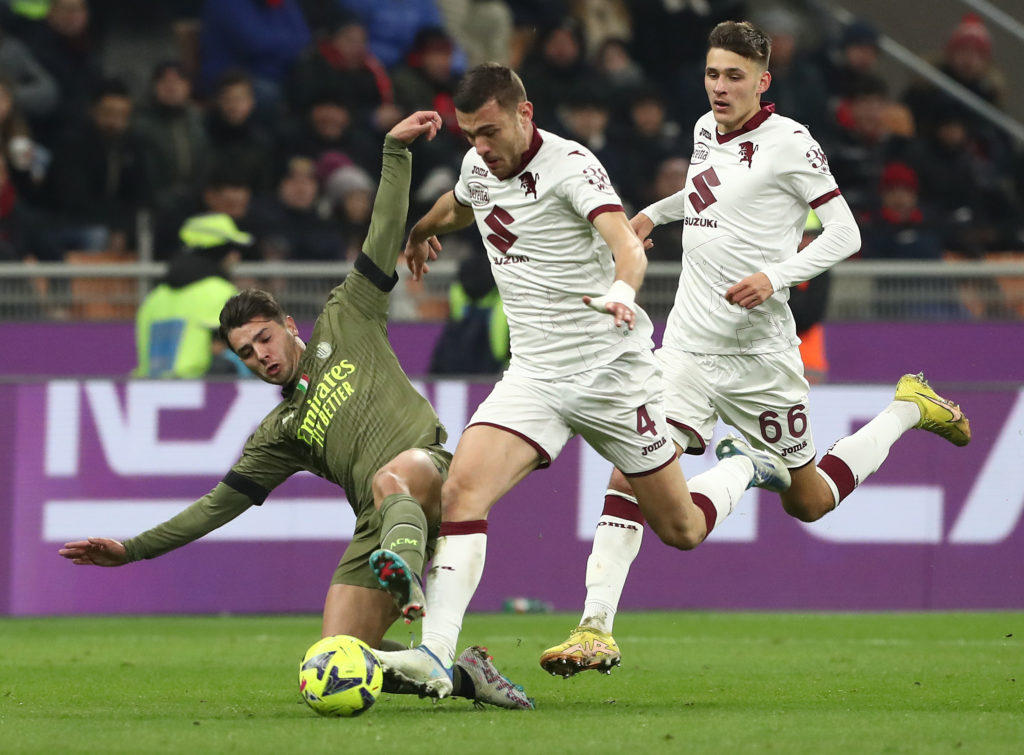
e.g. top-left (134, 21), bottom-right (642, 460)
top-left (543, 20), bottom-right (973, 677)
top-left (371, 62), bottom-right (792, 699)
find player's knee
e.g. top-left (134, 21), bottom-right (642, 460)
top-left (781, 494), bottom-right (833, 522)
top-left (651, 519), bottom-right (705, 551)
top-left (371, 467), bottom-right (408, 501)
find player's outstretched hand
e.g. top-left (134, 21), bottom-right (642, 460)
top-left (629, 212), bottom-right (655, 251)
top-left (583, 280), bottom-right (637, 329)
top-left (59, 537), bottom-right (128, 567)
top-left (389, 110), bottom-right (443, 145)
top-left (404, 235), bottom-right (441, 280)
top-left (725, 272), bottom-right (774, 309)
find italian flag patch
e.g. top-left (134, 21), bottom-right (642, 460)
top-left (297, 373), bottom-right (310, 393)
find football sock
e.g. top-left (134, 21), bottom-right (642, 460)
top-left (379, 493), bottom-right (428, 577)
top-left (687, 455), bottom-right (753, 534)
top-left (817, 401), bottom-right (918, 505)
top-left (581, 491), bottom-right (644, 634)
top-left (421, 521), bottom-right (488, 666)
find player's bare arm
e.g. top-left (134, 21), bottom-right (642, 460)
top-left (584, 211), bottom-right (647, 329)
top-left (404, 191), bottom-right (476, 280)
top-left (58, 537), bottom-right (127, 567)
top-left (629, 211), bottom-right (656, 251)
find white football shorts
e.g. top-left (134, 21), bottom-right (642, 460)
top-left (658, 345), bottom-right (817, 468)
top-left (467, 349), bottom-right (678, 475)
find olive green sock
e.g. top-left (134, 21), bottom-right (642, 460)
top-left (378, 493), bottom-right (428, 577)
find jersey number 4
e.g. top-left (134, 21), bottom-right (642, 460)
top-left (689, 168), bottom-right (721, 214)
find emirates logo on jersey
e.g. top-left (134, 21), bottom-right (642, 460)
top-left (739, 141), bottom-right (758, 168)
top-left (519, 171), bottom-right (538, 198)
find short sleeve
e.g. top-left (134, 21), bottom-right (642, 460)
top-left (776, 129), bottom-right (841, 208)
top-left (556, 150), bottom-right (624, 222)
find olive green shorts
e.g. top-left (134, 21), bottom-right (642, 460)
top-left (330, 444), bottom-right (450, 589)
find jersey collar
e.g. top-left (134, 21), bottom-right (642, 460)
top-left (715, 102), bottom-right (775, 144)
top-left (510, 124), bottom-right (543, 177)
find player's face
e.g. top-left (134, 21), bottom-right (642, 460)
top-left (704, 48), bottom-right (771, 134)
top-left (227, 317), bottom-right (304, 385)
top-left (456, 98), bottom-right (534, 180)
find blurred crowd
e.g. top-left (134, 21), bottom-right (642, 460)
top-left (0, 0), bottom-right (1022, 275)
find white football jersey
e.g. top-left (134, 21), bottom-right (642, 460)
top-left (649, 105), bottom-right (840, 355)
top-left (454, 127), bottom-right (655, 378)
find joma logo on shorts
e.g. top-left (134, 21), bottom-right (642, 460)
top-left (641, 437), bottom-right (668, 456)
top-left (779, 440), bottom-right (808, 456)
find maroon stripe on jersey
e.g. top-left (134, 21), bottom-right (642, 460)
top-left (587, 204), bottom-right (624, 223)
top-left (715, 102), bottom-right (776, 144)
top-left (668, 418), bottom-right (707, 455)
top-left (622, 453), bottom-right (676, 478)
top-left (691, 492), bottom-right (717, 533)
top-left (454, 192), bottom-right (471, 207)
top-left (512, 126), bottom-right (544, 175)
top-left (809, 188), bottom-right (841, 208)
top-left (440, 520), bottom-right (488, 536)
top-left (466, 421), bottom-right (552, 468)
top-left (603, 493), bottom-right (645, 525)
top-left (819, 453), bottom-right (856, 502)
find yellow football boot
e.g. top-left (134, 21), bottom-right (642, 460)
top-left (895, 372), bottom-right (971, 447)
top-left (539, 626), bottom-right (621, 678)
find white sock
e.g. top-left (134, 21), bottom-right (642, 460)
top-left (819, 401), bottom-right (919, 505)
top-left (421, 531), bottom-right (487, 666)
top-left (581, 491), bottom-right (644, 634)
top-left (687, 456), bottom-right (755, 531)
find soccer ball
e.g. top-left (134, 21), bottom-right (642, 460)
top-left (299, 635), bottom-right (384, 717)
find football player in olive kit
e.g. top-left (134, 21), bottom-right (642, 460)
top-left (59, 110), bottom-right (534, 711)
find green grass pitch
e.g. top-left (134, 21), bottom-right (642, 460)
top-left (2, 612), bottom-right (1021, 754)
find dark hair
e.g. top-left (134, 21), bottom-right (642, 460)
top-left (216, 68), bottom-right (254, 93)
top-left (219, 288), bottom-right (287, 346)
top-left (453, 63), bottom-right (527, 114)
top-left (708, 21), bottom-right (772, 68)
top-left (91, 77), bottom-right (132, 103)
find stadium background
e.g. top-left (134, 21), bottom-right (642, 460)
top-left (1, 0), bottom-right (1022, 616)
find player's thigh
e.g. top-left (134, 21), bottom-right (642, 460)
top-left (658, 346), bottom-right (719, 455)
top-left (715, 350), bottom-right (817, 467)
top-left (446, 371), bottom-right (571, 518)
top-left (322, 583), bottom-right (399, 646)
top-left (444, 423), bottom-right (547, 520)
top-left (569, 349), bottom-right (677, 475)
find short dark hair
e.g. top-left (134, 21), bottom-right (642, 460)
top-left (453, 63), bottom-right (527, 114)
top-left (92, 77), bottom-right (132, 104)
top-left (219, 288), bottom-right (287, 347)
top-left (216, 68), bottom-right (253, 93)
top-left (708, 21), bottom-right (772, 68)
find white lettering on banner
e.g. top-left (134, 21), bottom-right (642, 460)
top-left (42, 500), bottom-right (356, 541)
top-left (45, 381), bottom-right (80, 477)
top-left (56, 381), bottom-right (281, 476)
top-left (949, 391), bottom-right (1024, 543)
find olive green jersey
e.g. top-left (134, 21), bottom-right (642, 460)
top-left (124, 136), bottom-right (446, 562)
